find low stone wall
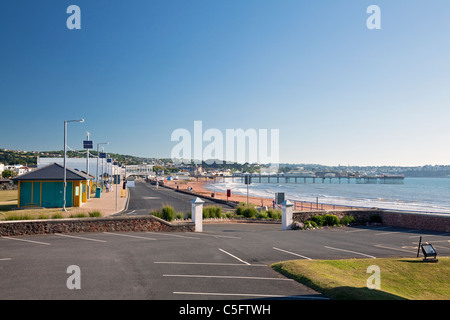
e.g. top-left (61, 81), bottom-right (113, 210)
top-left (0, 215), bottom-right (195, 236)
top-left (293, 209), bottom-right (450, 232)
top-left (293, 209), bottom-right (382, 225)
top-left (382, 211), bottom-right (450, 232)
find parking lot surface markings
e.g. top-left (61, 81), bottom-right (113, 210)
top-left (374, 244), bottom-right (416, 254)
top-left (195, 232), bottom-right (241, 239)
top-left (173, 292), bottom-right (329, 299)
top-left (324, 246), bottom-right (376, 259)
top-left (273, 247), bottom-right (312, 260)
top-left (163, 274), bottom-right (294, 281)
top-left (1, 236), bottom-right (50, 246)
top-left (54, 233), bottom-right (107, 243)
top-left (154, 261), bottom-right (266, 267)
top-left (146, 232), bottom-right (200, 239)
top-left (219, 248), bottom-right (251, 265)
top-left (102, 232), bottom-right (157, 240)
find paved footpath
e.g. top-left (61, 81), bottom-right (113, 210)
top-left (67, 182), bottom-right (128, 217)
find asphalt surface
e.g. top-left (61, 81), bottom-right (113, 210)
top-left (120, 180), bottom-right (235, 216)
top-left (1, 181), bottom-right (449, 301)
top-left (1, 223), bottom-right (449, 300)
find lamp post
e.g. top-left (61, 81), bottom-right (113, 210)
top-left (63, 118), bottom-right (84, 211)
top-left (96, 142), bottom-right (109, 190)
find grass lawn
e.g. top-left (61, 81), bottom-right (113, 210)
top-left (272, 257), bottom-right (450, 300)
top-left (0, 189), bottom-right (100, 220)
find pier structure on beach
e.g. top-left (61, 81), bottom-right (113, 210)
top-left (194, 173), bottom-right (405, 185)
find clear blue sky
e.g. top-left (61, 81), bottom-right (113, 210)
top-left (1, 0), bottom-right (450, 166)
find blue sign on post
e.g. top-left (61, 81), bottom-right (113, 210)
top-left (107, 158), bottom-right (112, 163)
top-left (100, 153), bottom-right (107, 159)
top-left (83, 140), bottom-right (93, 149)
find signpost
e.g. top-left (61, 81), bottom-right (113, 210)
top-left (83, 134), bottom-right (93, 199)
top-left (244, 174), bottom-right (251, 206)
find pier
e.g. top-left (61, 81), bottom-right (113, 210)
top-left (194, 173), bottom-right (405, 185)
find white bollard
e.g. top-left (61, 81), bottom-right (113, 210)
top-left (191, 197), bottom-right (204, 232)
top-left (281, 200), bottom-right (294, 230)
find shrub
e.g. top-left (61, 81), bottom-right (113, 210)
top-left (203, 206), bottom-right (222, 219)
top-left (267, 209), bottom-right (282, 220)
top-left (310, 215), bottom-right (325, 226)
top-left (303, 220), bottom-right (317, 229)
top-left (242, 207), bottom-right (258, 218)
top-left (51, 214), bottom-right (63, 219)
top-left (88, 211), bottom-right (102, 217)
top-left (340, 215), bottom-right (355, 225)
top-left (176, 213), bottom-right (184, 220)
top-left (150, 209), bottom-right (162, 218)
top-left (257, 211), bottom-right (268, 219)
top-left (323, 214), bottom-right (340, 226)
top-left (161, 205), bottom-right (175, 221)
top-left (3, 213), bottom-right (32, 221)
top-left (70, 213), bottom-right (88, 218)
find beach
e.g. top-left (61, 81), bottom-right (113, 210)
top-left (164, 179), bottom-right (353, 211)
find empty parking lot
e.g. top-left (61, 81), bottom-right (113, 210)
top-left (1, 222), bottom-right (449, 300)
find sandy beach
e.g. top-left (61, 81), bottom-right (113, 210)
top-left (164, 179), bottom-right (353, 211)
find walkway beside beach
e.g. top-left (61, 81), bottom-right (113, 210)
top-left (68, 182), bottom-right (128, 216)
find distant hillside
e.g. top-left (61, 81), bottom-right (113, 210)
top-left (0, 148), bottom-right (154, 166)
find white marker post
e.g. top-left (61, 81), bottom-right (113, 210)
top-left (281, 200), bottom-right (294, 230)
top-left (191, 197), bottom-right (204, 232)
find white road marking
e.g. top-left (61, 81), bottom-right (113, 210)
top-left (273, 247), bottom-right (312, 260)
top-left (375, 231), bottom-right (400, 236)
top-left (195, 233), bottom-right (241, 239)
top-left (374, 244), bottom-right (416, 253)
top-left (408, 233), bottom-right (450, 238)
top-left (163, 274), bottom-right (293, 281)
top-left (103, 232), bottom-right (156, 240)
top-left (154, 261), bottom-right (266, 267)
top-left (219, 248), bottom-right (251, 265)
top-left (0, 258), bottom-right (12, 261)
top-left (1, 236), bottom-right (50, 246)
top-left (345, 229), bottom-right (369, 233)
top-left (54, 233), bottom-right (107, 243)
top-left (324, 246), bottom-right (376, 259)
top-left (173, 292), bottom-right (329, 300)
top-left (146, 232), bottom-right (200, 239)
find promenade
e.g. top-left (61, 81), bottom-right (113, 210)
top-left (68, 182), bottom-right (128, 216)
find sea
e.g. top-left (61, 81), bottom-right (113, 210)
top-left (203, 177), bottom-right (450, 214)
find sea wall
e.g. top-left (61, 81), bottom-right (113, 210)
top-left (293, 209), bottom-right (450, 232)
top-left (0, 215), bottom-right (194, 236)
top-left (381, 211), bottom-right (450, 232)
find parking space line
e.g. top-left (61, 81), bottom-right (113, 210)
top-left (1, 236), bottom-right (51, 246)
top-left (408, 233), bottom-right (450, 238)
top-left (273, 247), bottom-right (312, 260)
top-left (375, 231), bottom-right (400, 236)
top-left (146, 232), bottom-right (200, 239)
top-left (54, 233), bottom-right (107, 243)
top-left (324, 246), bottom-right (376, 259)
top-left (154, 261), bottom-right (267, 267)
top-left (173, 291), bottom-right (329, 300)
top-left (163, 274), bottom-right (293, 281)
top-left (374, 244), bottom-right (416, 254)
top-left (195, 233), bottom-right (241, 239)
top-left (219, 248), bottom-right (250, 265)
top-left (103, 232), bottom-right (156, 240)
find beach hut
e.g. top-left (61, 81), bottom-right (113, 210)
top-left (12, 163), bottom-right (91, 208)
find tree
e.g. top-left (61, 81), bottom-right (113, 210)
top-left (2, 170), bottom-right (17, 179)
